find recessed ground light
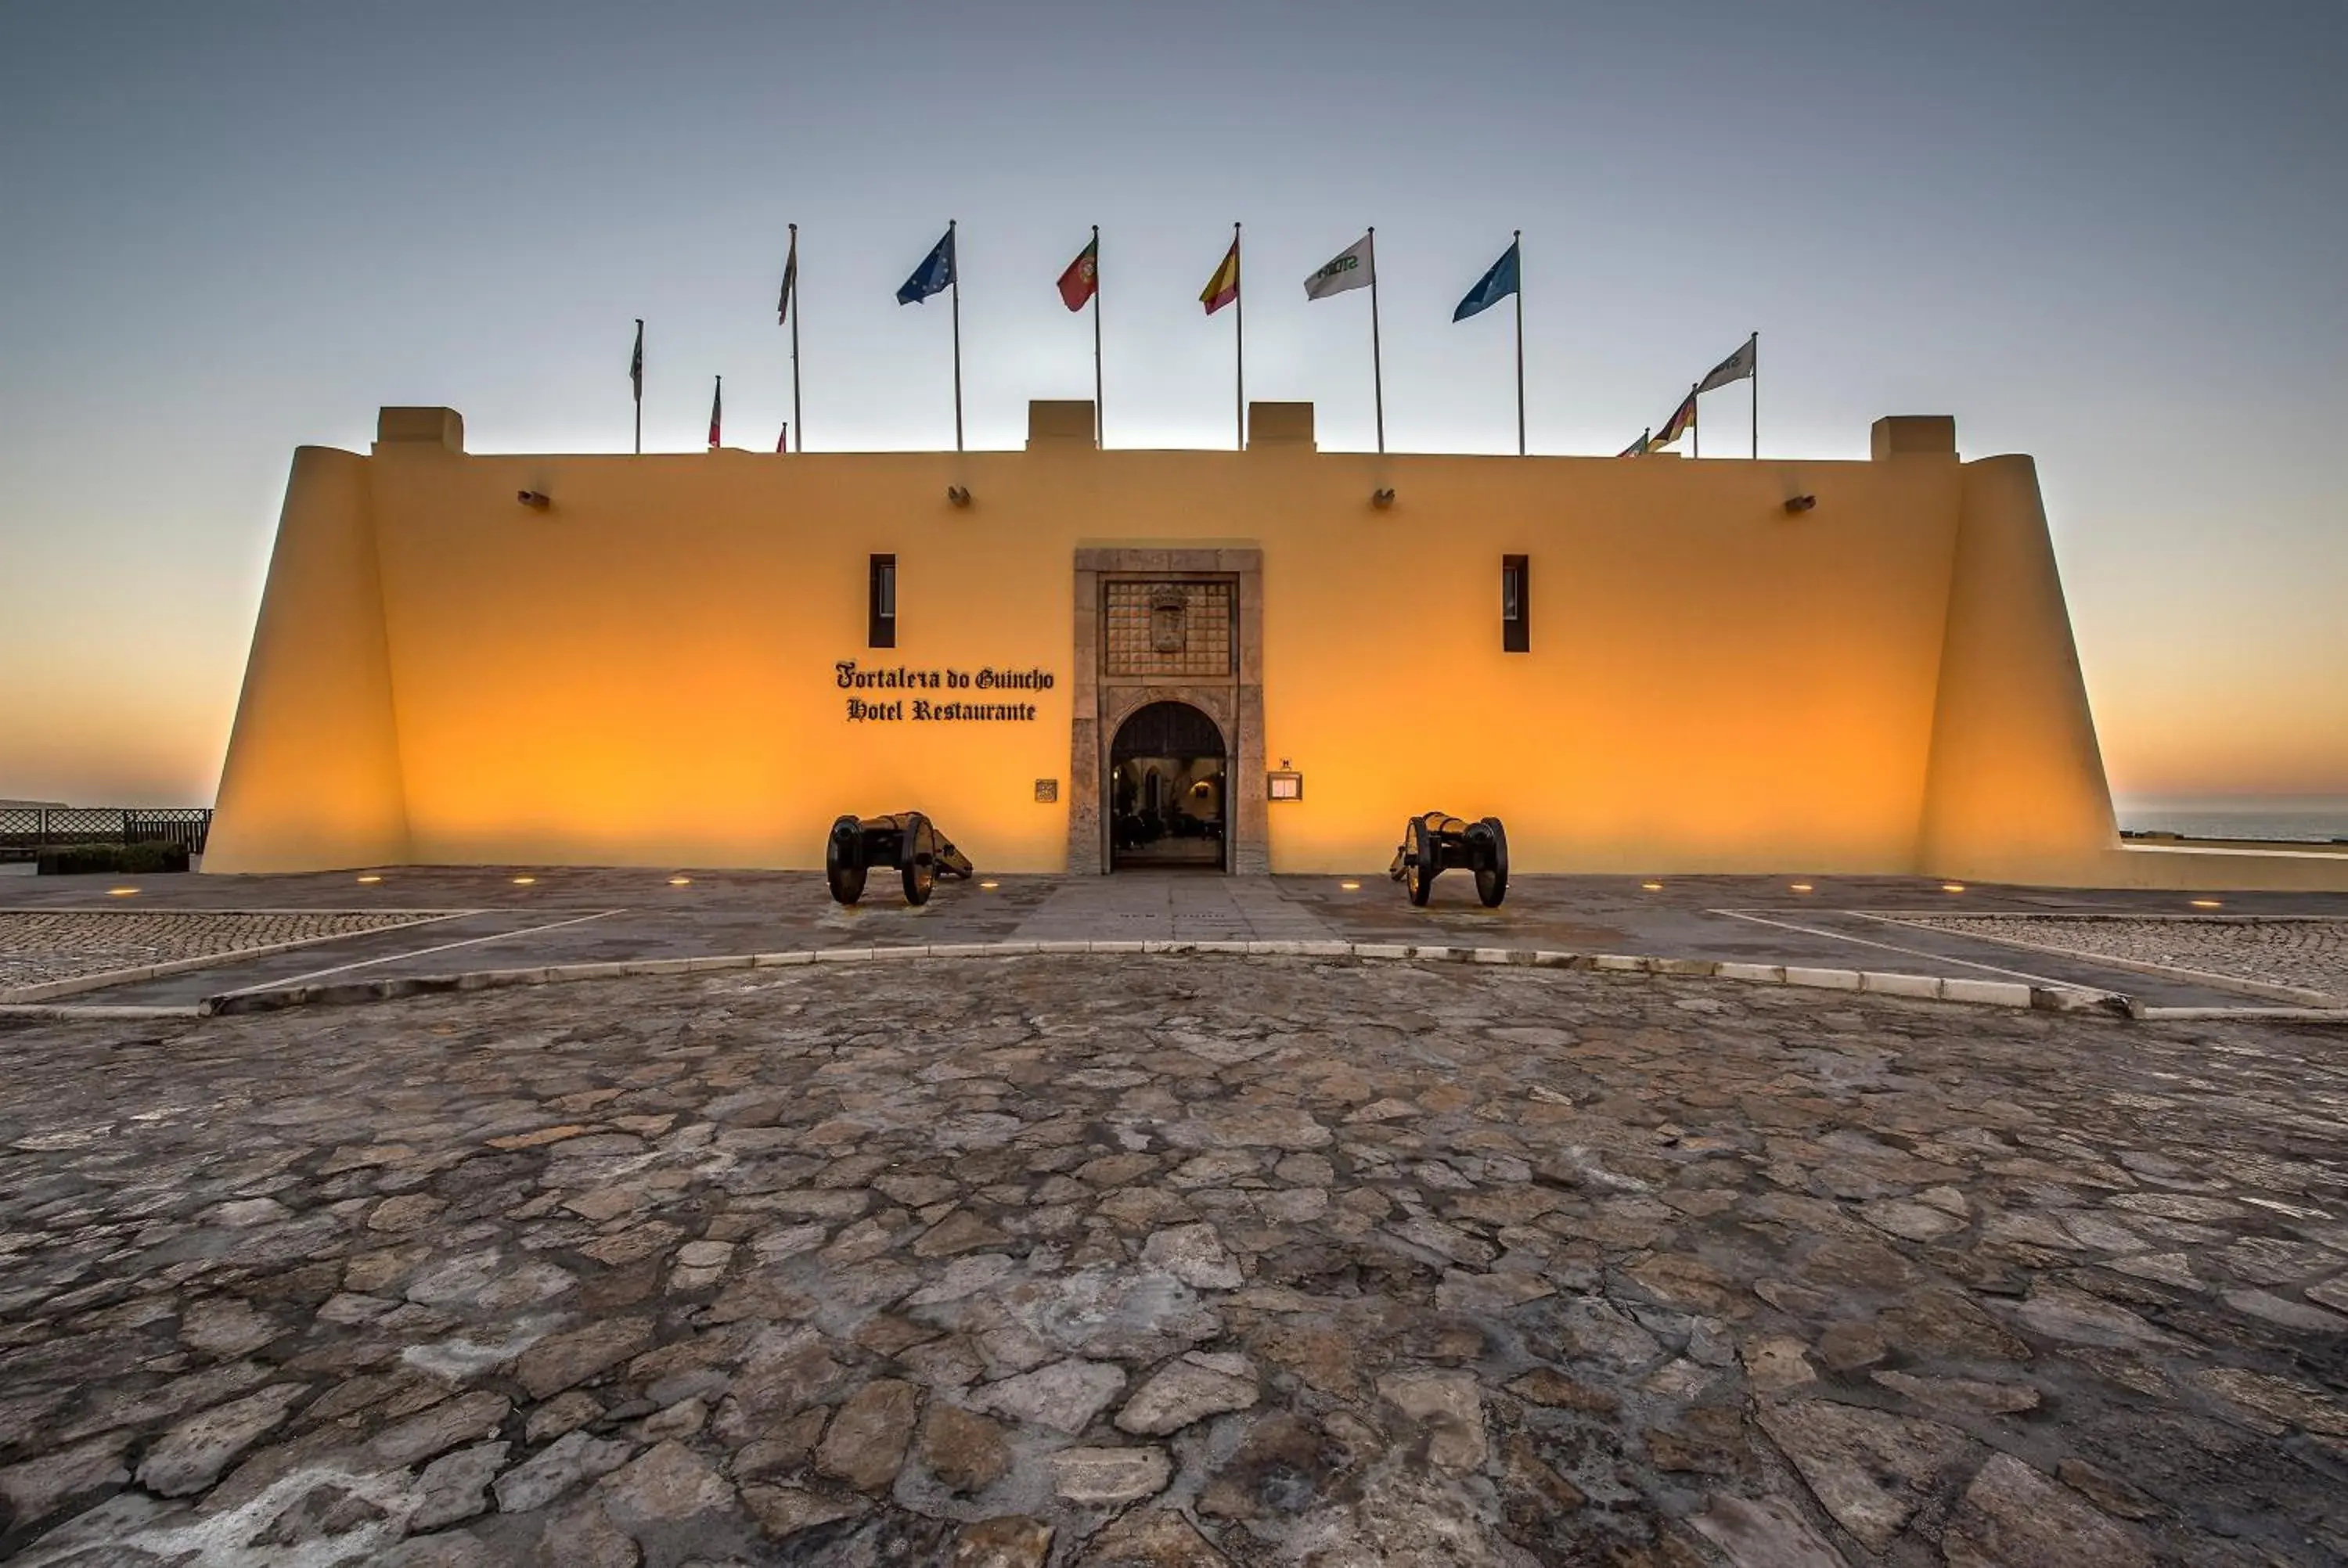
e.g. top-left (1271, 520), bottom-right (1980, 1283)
top-left (107, 886), bottom-right (139, 897)
top-left (1789, 883), bottom-right (1814, 894)
top-left (512, 876), bottom-right (537, 886)
top-left (1339, 881), bottom-right (1361, 890)
top-left (356, 874), bottom-right (383, 884)
top-left (1941, 883), bottom-right (1964, 894)
top-left (979, 880), bottom-right (999, 890)
top-left (2190, 898), bottom-right (2222, 909)
top-left (668, 876), bottom-right (692, 886)
top-left (1641, 881), bottom-right (1663, 892)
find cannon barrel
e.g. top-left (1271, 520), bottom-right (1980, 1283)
top-left (825, 811), bottom-right (975, 905)
top-left (1387, 811), bottom-right (1509, 907)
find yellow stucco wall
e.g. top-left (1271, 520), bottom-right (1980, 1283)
top-left (212, 402), bottom-right (2315, 889)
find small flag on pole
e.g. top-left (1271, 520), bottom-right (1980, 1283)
top-left (1619, 429), bottom-right (1652, 458)
top-left (897, 228), bottom-right (956, 304)
top-left (1302, 233), bottom-right (1373, 300)
top-left (1655, 390), bottom-right (1697, 448)
top-left (1057, 236), bottom-right (1099, 311)
top-left (1695, 333), bottom-right (1757, 394)
top-left (776, 423), bottom-right (789, 454)
top-left (776, 233), bottom-right (798, 325)
top-left (1200, 236), bottom-right (1241, 315)
top-left (708, 376), bottom-right (722, 451)
top-left (1453, 240), bottom-right (1522, 322)
top-left (1304, 232), bottom-right (1384, 451)
top-left (628, 318), bottom-right (644, 455)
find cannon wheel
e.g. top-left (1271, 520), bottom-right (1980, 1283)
top-left (825, 824), bottom-right (868, 906)
top-left (1406, 817), bottom-right (1436, 906)
top-left (902, 855), bottom-right (935, 906)
top-left (1473, 818), bottom-right (1509, 908)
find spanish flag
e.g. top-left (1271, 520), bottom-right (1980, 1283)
top-left (1200, 235), bottom-right (1240, 315)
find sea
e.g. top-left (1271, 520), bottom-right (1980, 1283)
top-left (2114, 796), bottom-right (2348, 845)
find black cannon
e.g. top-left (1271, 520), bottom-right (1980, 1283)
top-left (1388, 811), bottom-right (1509, 908)
top-left (826, 812), bottom-right (974, 906)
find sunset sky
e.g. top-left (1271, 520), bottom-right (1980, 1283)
top-left (2, 0), bottom-right (2342, 807)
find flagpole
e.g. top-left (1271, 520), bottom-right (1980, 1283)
top-left (1233, 221), bottom-right (1244, 451)
top-left (1691, 382), bottom-right (1700, 459)
top-left (1367, 227), bottom-right (1385, 455)
top-left (949, 219), bottom-right (963, 453)
top-left (1750, 330), bottom-right (1759, 461)
top-left (1512, 230), bottom-right (1525, 457)
top-left (789, 225), bottom-right (802, 454)
top-left (1091, 225), bottom-right (1104, 448)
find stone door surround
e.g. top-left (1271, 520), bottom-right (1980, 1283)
top-left (1069, 547), bottom-right (1266, 876)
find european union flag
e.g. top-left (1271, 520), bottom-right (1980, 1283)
top-left (1453, 239), bottom-right (1521, 322)
top-left (897, 225), bottom-right (956, 305)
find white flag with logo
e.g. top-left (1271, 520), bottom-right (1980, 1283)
top-left (1695, 333), bottom-right (1757, 394)
top-left (1302, 233), bottom-right (1374, 300)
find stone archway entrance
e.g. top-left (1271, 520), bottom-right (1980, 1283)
top-left (1068, 548), bottom-right (1267, 876)
top-left (1109, 701), bottom-right (1227, 870)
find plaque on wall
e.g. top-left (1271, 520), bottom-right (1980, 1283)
top-left (1267, 771), bottom-right (1303, 801)
top-left (1035, 779), bottom-right (1060, 803)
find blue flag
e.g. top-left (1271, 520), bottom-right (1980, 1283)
top-left (897, 226), bottom-right (956, 305)
top-left (1453, 239), bottom-right (1521, 322)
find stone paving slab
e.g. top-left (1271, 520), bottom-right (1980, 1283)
top-left (2, 956), bottom-right (2346, 1563)
top-left (9, 871), bottom-right (2346, 1014)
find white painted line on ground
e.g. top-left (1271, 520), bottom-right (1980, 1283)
top-left (221, 909), bottom-right (626, 994)
top-left (0, 911), bottom-right (479, 1005)
top-left (1708, 910), bottom-right (2076, 988)
top-left (1849, 911), bottom-right (2339, 1006)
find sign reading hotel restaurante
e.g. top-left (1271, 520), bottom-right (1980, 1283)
top-left (836, 660), bottom-right (1054, 723)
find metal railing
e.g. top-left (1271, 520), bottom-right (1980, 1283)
top-left (0, 807), bottom-right (213, 863)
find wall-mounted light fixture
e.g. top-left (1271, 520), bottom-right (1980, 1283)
top-left (946, 485), bottom-right (971, 508)
top-left (1370, 487), bottom-right (1396, 509)
top-left (1782, 494), bottom-right (1816, 515)
top-left (517, 490), bottom-right (551, 509)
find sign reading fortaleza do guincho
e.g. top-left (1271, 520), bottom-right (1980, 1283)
top-left (836, 660), bottom-right (1054, 722)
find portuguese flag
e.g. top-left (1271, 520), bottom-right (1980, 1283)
top-left (1057, 237), bottom-right (1098, 311)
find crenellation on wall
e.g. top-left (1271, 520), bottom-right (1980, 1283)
top-left (1871, 415), bottom-right (1957, 460)
top-left (374, 406), bottom-right (465, 452)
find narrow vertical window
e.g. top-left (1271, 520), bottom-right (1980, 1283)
top-left (1501, 555), bottom-right (1529, 653)
top-left (869, 554), bottom-right (897, 649)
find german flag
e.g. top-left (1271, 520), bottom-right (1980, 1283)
top-left (1655, 390), bottom-right (1696, 448)
top-left (1199, 235), bottom-right (1240, 315)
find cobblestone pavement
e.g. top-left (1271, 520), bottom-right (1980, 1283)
top-left (1882, 916), bottom-right (2348, 1004)
top-left (3, 957), bottom-right (2346, 1566)
top-left (0, 911), bottom-right (459, 998)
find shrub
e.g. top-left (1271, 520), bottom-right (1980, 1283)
top-left (37, 842), bottom-right (191, 876)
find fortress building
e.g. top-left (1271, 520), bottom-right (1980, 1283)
top-left (204, 401), bottom-right (2339, 890)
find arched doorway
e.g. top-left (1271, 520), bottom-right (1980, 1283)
top-left (1109, 701), bottom-right (1227, 870)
